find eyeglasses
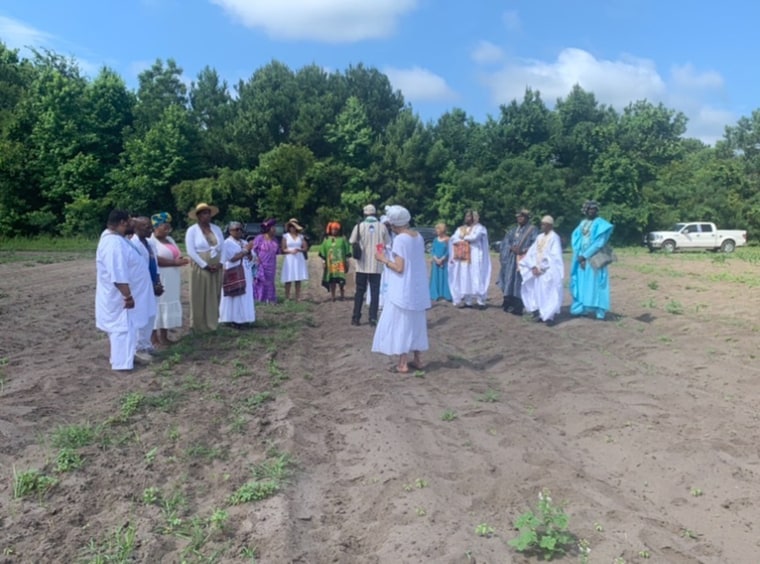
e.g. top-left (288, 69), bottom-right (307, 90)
top-left (230, 228), bottom-right (242, 232)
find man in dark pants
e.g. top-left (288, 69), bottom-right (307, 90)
top-left (349, 204), bottom-right (389, 326)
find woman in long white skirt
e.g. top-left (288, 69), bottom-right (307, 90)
top-left (280, 218), bottom-right (309, 301)
top-left (371, 205), bottom-right (431, 373)
top-left (219, 222), bottom-right (256, 326)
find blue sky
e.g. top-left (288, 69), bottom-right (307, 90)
top-left (0, 0), bottom-right (754, 144)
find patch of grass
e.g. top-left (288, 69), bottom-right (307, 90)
top-left (183, 373), bottom-right (209, 392)
top-left (242, 391), bottom-right (274, 411)
top-left (441, 409), bottom-right (458, 422)
top-left (50, 422), bottom-right (102, 449)
top-left (81, 522), bottom-right (136, 564)
top-left (477, 389), bottom-right (500, 403)
top-left (120, 392), bottom-right (144, 419)
top-left (144, 389), bottom-right (183, 412)
top-left (268, 358), bottom-right (289, 386)
top-left (641, 298), bottom-right (657, 309)
top-left (231, 359), bottom-right (250, 379)
top-left (55, 447), bottom-right (83, 473)
top-left (12, 467), bottom-right (57, 499)
top-left (186, 444), bottom-right (226, 461)
top-left (0, 236), bottom-right (97, 253)
top-left (647, 280), bottom-right (659, 290)
top-left (665, 300), bottom-right (684, 314)
top-left (143, 486), bottom-right (161, 505)
top-left (228, 452), bottom-right (293, 506)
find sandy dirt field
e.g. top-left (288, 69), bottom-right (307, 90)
top-left (2, 247), bottom-right (760, 563)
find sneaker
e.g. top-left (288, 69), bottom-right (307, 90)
top-left (134, 351), bottom-right (154, 364)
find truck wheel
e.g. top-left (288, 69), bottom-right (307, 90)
top-left (720, 239), bottom-right (736, 253)
top-left (661, 240), bottom-right (676, 253)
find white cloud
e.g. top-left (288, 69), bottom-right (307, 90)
top-left (471, 40), bottom-right (504, 65)
top-left (480, 47), bottom-right (732, 143)
top-left (384, 66), bottom-right (457, 103)
top-left (0, 15), bottom-right (55, 51)
top-left (502, 9), bottom-right (521, 32)
top-left (671, 63), bottom-right (723, 90)
top-left (210, 0), bottom-right (417, 42)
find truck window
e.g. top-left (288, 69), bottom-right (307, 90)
top-left (699, 223), bottom-right (713, 232)
top-left (684, 224), bottom-right (699, 233)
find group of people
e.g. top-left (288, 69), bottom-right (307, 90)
top-left (496, 201), bottom-right (614, 325)
top-left (95, 204), bottom-right (310, 371)
top-left (96, 199), bottom-right (614, 372)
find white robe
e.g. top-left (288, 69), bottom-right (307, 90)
top-left (219, 237), bottom-right (256, 324)
top-left (129, 236), bottom-right (158, 351)
top-left (95, 230), bottom-right (142, 369)
top-left (519, 231), bottom-right (564, 321)
top-left (372, 233), bottom-right (430, 356)
top-left (448, 223), bottom-right (491, 305)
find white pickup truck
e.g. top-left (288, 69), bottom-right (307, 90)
top-left (645, 222), bottom-right (747, 253)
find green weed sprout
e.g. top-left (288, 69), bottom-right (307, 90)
top-left (508, 489), bottom-right (573, 560)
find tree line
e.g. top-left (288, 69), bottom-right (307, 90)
top-left (1, 43), bottom-right (759, 243)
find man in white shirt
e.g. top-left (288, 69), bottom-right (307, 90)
top-left (95, 210), bottom-right (151, 370)
top-left (349, 204), bottom-right (390, 326)
top-left (448, 210), bottom-right (491, 309)
top-left (519, 215), bottom-right (564, 325)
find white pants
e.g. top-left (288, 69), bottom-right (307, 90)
top-left (109, 328), bottom-right (137, 370)
top-left (137, 314), bottom-right (156, 352)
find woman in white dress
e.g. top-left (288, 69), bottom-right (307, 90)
top-left (219, 222), bottom-right (256, 327)
top-left (150, 212), bottom-right (189, 346)
top-left (280, 218), bottom-right (309, 301)
top-left (371, 205), bottom-right (431, 373)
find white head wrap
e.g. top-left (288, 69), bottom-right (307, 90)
top-left (541, 215), bottom-right (554, 225)
top-left (385, 205), bottom-right (411, 227)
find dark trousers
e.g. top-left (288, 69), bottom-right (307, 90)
top-left (352, 272), bottom-right (381, 322)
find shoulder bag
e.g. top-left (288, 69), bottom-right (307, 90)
top-left (223, 260), bottom-right (247, 297)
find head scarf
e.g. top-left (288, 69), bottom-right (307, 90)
top-left (151, 212), bottom-right (172, 228)
top-left (582, 200), bottom-right (600, 214)
top-left (385, 205), bottom-right (411, 227)
top-left (326, 221), bottom-right (341, 234)
top-left (363, 204), bottom-right (377, 216)
top-left (260, 218), bottom-right (277, 232)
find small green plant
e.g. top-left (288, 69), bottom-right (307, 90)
top-left (477, 389), bottom-right (500, 403)
top-left (50, 422), bottom-right (101, 449)
top-left (55, 447), bottom-right (83, 472)
top-left (231, 359), bottom-right (250, 379)
top-left (578, 538), bottom-right (591, 564)
top-left (228, 480), bottom-right (279, 505)
top-left (682, 528), bottom-right (698, 539)
top-left (641, 298), bottom-right (657, 309)
top-left (142, 487), bottom-right (160, 505)
top-left (268, 358), bottom-right (289, 386)
top-left (120, 391), bottom-right (144, 419)
top-left (638, 549), bottom-right (651, 559)
top-left (144, 447), bottom-right (158, 466)
top-left (243, 391), bottom-right (274, 410)
top-left (475, 523), bottom-right (495, 537)
top-left (690, 487), bottom-right (703, 497)
top-left (12, 468), bottom-right (58, 499)
top-left (665, 300), bottom-right (683, 314)
top-left (414, 478), bottom-right (428, 489)
top-left (415, 507), bottom-right (427, 516)
top-left (240, 546), bottom-right (258, 561)
top-left (81, 522), bottom-right (136, 564)
top-left (593, 521), bottom-right (604, 532)
top-left (209, 508), bottom-right (228, 531)
top-left (167, 425), bottom-right (180, 442)
top-left (647, 280), bottom-right (659, 290)
top-left (508, 489), bottom-right (573, 560)
top-left (441, 409), bottom-right (458, 422)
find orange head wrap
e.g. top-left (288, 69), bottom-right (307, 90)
top-left (326, 221), bottom-right (341, 234)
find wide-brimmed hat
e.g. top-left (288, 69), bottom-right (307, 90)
top-left (188, 202), bottom-right (219, 220)
top-left (285, 218), bottom-right (304, 232)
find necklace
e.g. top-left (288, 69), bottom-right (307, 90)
top-left (581, 220), bottom-right (593, 236)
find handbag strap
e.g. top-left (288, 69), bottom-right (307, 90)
top-left (515, 225), bottom-right (535, 251)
